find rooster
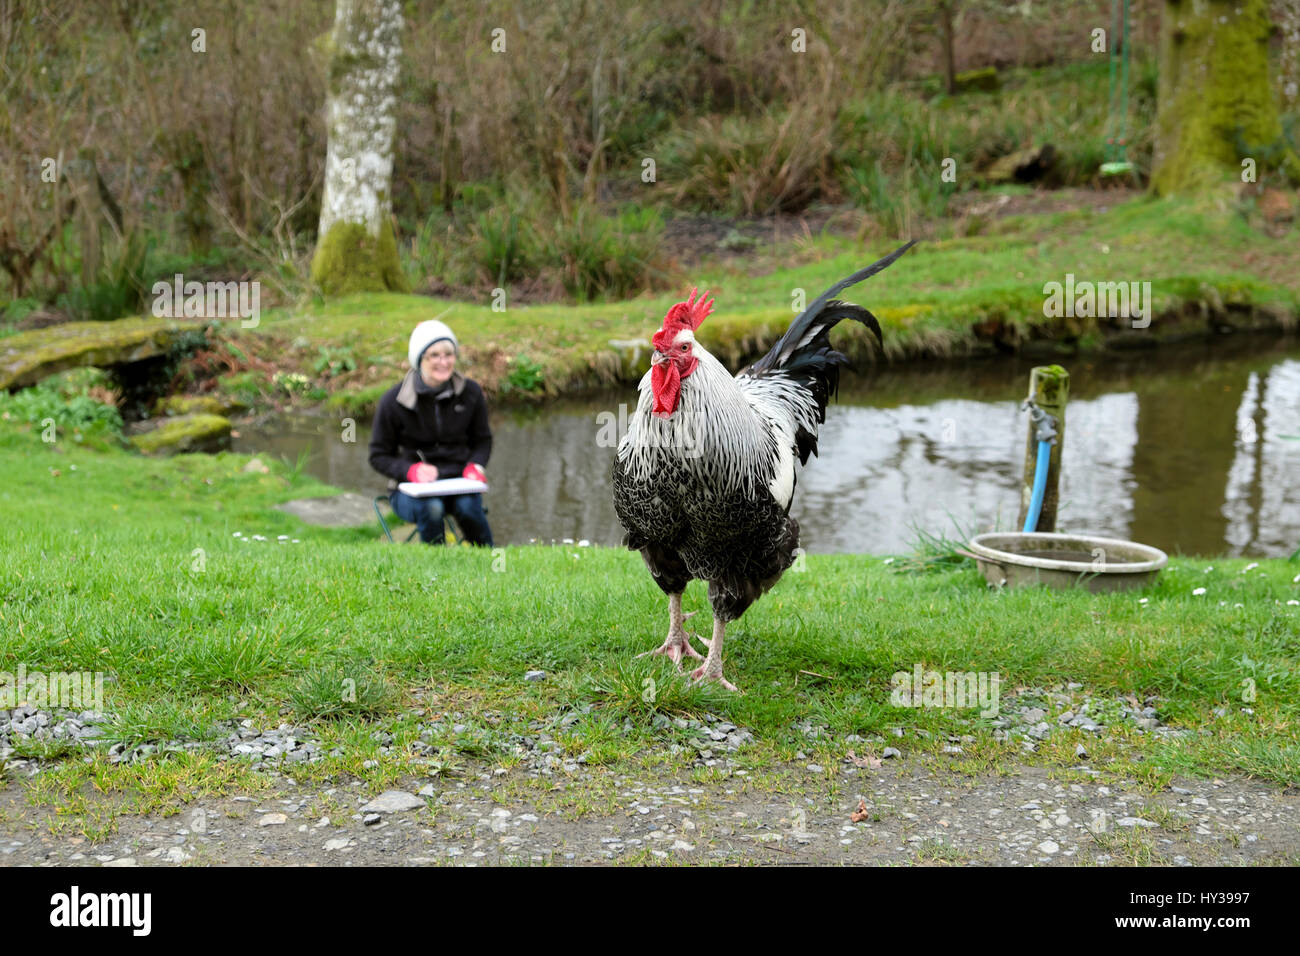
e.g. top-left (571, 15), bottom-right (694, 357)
top-left (612, 241), bottom-right (916, 691)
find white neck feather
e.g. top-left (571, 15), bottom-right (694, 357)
top-left (618, 348), bottom-right (778, 497)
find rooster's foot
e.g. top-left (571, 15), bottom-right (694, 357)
top-left (690, 664), bottom-right (738, 693)
top-left (637, 630), bottom-right (705, 668)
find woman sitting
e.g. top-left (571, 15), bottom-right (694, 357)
top-left (368, 319), bottom-right (494, 546)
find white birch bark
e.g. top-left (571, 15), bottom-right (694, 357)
top-left (318, 0), bottom-right (402, 241)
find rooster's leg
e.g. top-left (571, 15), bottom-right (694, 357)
top-left (637, 593), bottom-right (705, 668)
top-left (691, 618), bottom-right (738, 692)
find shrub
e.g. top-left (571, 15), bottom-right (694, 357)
top-left (470, 205), bottom-right (536, 286)
top-left (657, 105), bottom-right (839, 216)
top-left (54, 229), bottom-right (154, 323)
top-left (500, 354), bottom-right (545, 396)
top-left (546, 203), bottom-right (663, 301)
top-left (0, 382), bottom-right (124, 437)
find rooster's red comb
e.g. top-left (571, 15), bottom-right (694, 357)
top-left (663, 287), bottom-right (714, 332)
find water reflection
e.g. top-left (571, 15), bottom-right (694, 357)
top-left (234, 339), bottom-right (1300, 557)
top-left (1224, 362), bottom-right (1300, 556)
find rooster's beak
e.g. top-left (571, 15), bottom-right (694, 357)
top-left (650, 350), bottom-right (666, 366)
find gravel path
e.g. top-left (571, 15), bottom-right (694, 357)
top-left (3, 687), bottom-right (1296, 866)
top-left (2, 760), bottom-right (1295, 867)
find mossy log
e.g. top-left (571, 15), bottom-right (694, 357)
top-left (953, 67), bottom-right (1000, 93)
top-left (0, 318), bottom-right (205, 392)
top-left (128, 413), bottom-right (232, 455)
top-left (983, 145), bottom-right (1057, 184)
top-left (154, 394), bottom-right (249, 417)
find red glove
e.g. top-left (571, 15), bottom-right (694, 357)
top-left (462, 463), bottom-right (487, 484)
top-left (406, 463), bottom-right (438, 482)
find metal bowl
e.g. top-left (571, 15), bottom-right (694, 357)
top-left (967, 532), bottom-right (1168, 592)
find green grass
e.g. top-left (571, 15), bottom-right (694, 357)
top-left (2, 416), bottom-right (1298, 806)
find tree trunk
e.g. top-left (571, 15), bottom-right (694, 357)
top-left (940, 1), bottom-right (956, 95)
top-left (166, 130), bottom-right (213, 254)
top-left (1151, 0), bottom-right (1300, 194)
top-left (310, 0), bottom-right (408, 296)
top-left (1279, 0), bottom-right (1300, 112)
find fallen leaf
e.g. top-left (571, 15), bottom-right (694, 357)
top-left (850, 799), bottom-right (869, 823)
top-left (846, 750), bottom-right (882, 770)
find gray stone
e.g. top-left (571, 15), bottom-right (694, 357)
top-left (359, 790), bottom-right (425, 814)
top-left (524, 670), bottom-right (547, 682)
top-left (275, 493), bottom-right (379, 528)
top-left (882, 747), bottom-right (901, 759)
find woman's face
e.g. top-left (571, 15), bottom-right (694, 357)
top-left (420, 342), bottom-right (456, 386)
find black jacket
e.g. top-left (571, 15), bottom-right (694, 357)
top-left (368, 370), bottom-right (492, 488)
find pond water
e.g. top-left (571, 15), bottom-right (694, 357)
top-left (234, 335), bottom-right (1300, 558)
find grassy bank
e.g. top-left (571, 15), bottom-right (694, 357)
top-left (210, 192), bottom-right (1300, 418)
top-left (2, 414), bottom-right (1297, 837)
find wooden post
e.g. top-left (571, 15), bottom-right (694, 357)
top-left (1017, 365), bottom-right (1069, 533)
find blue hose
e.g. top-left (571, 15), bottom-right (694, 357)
top-left (1023, 439), bottom-right (1053, 533)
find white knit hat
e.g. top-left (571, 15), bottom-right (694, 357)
top-left (408, 319), bottom-right (459, 368)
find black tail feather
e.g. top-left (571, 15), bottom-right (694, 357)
top-left (741, 241), bottom-right (916, 433)
top-left (746, 240), bottom-right (914, 378)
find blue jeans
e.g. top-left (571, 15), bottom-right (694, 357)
top-left (390, 491), bottom-right (493, 547)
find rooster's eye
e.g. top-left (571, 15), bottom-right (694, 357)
top-left (679, 343), bottom-right (688, 351)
